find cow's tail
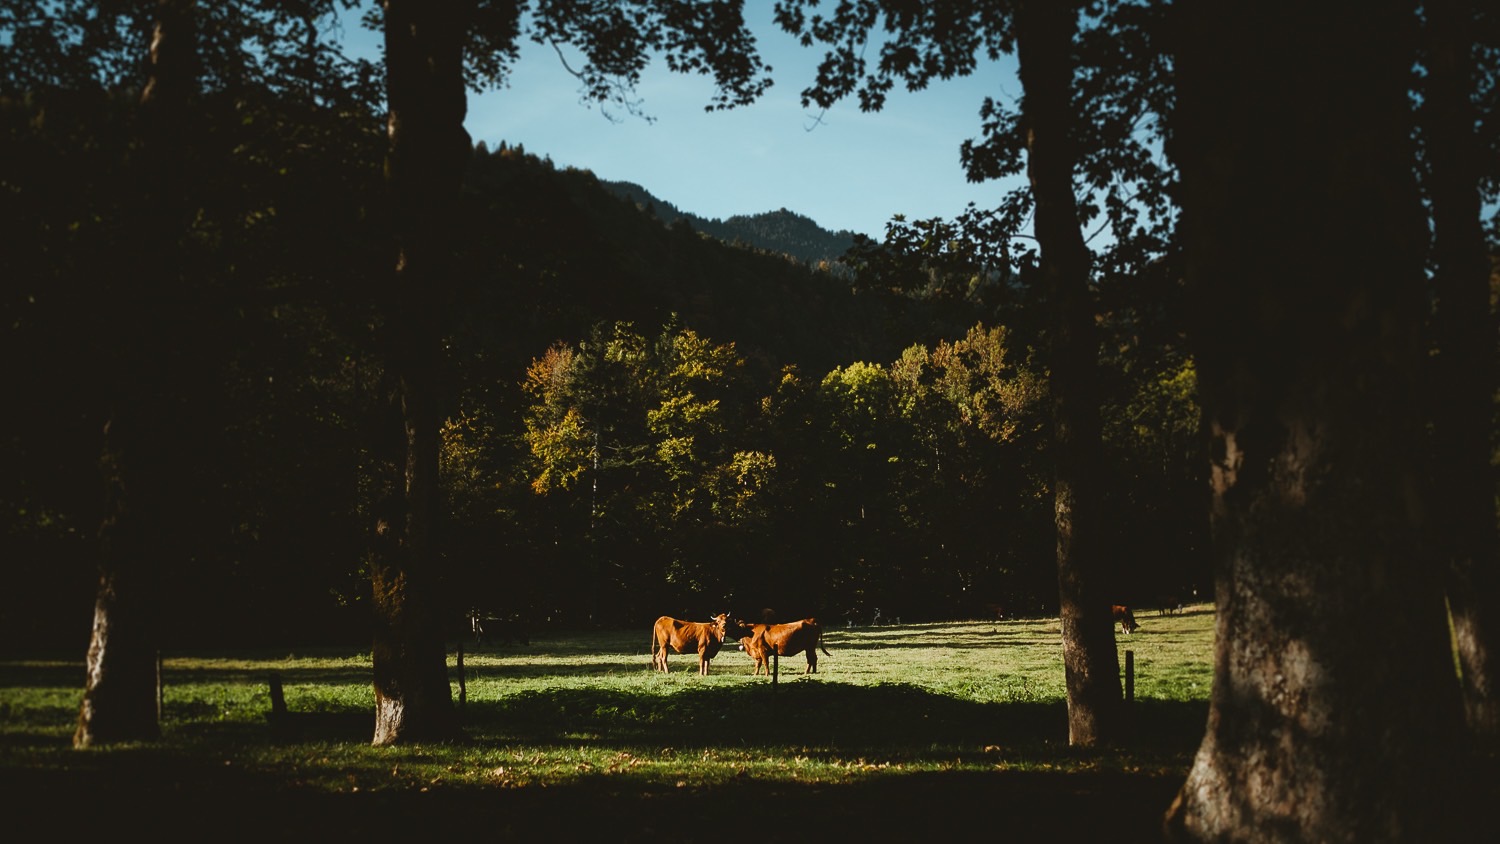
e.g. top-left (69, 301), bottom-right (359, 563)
top-left (818, 628), bottom-right (832, 656)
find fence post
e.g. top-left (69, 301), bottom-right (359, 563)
top-left (1124, 649), bottom-right (1134, 704)
top-left (268, 671), bottom-right (286, 717)
top-left (457, 643), bottom-right (467, 710)
top-left (156, 650), bottom-right (164, 724)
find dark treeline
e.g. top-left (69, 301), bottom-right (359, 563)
top-left (2, 110), bottom-right (1204, 647)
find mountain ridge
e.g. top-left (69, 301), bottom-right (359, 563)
top-left (460, 143), bottom-right (984, 381)
top-left (598, 178), bottom-right (862, 269)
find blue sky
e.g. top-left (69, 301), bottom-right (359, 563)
top-left (340, 7), bottom-right (1023, 241)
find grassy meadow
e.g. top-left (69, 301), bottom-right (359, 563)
top-left (1, 606), bottom-right (1215, 840)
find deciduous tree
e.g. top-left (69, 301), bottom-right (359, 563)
top-left (776, 0), bottom-right (1148, 744)
top-left (1163, 2), bottom-right (1471, 837)
top-left (74, 0), bottom-right (200, 750)
top-left (368, 0), bottom-right (773, 741)
top-left (1420, 0), bottom-right (1500, 748)
top-left (368, 0), bottom-right (473, 745)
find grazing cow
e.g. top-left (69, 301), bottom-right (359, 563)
top-left (1156, 588), bottom-right (1199, 615)
top-left (469, 610), bottom-right (530, 645)
top-left (1112, 604), bottom-right (1140, 634)
top-left (735, 617), bottom-right (831, 675)
top-left (738, 634), bottom-right (770, 675)
top-left (650, 613), bottom-right (732, 675)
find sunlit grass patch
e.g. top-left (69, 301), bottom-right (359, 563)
top-left (1, 607), bottom-right (1215, 794)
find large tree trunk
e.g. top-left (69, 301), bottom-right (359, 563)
top-left (1164, 2), bottom-right (1471, 839)
top-left (75, 427), bottom-right (163, 747)
top-left (1015, 0), bottom-right (1123, 746)
top-left (1422, 0), bottom-right (1500, 748)
top-left (369, 0), bottom-right (473, 746)
top-left (75, 0), bottom-right (198, 749)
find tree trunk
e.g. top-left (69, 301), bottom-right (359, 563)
top-left (1015, 0), bottom-right (1123, 746)
top-left (1422, 0), bottom-right (1500, 748)
top-left (75, 0), bottom-right (198, 749)
top-left (369, 0), bottom-right (473, 746)
top-left (74, 442), bottom-right (162, 747)
top-left (1164, 2), bottom-right (1470, 839)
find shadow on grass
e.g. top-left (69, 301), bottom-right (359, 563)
top-left (2, 686), bottom-right (1201, 842)
top-left (2, 667), bottom-right (1215, 841)
top-left (2, 762), bottom-right (1187, 841)
top-left (38, 680), bottom-right (1499, 843)
top-left (453, 682), bottom-right (1208, 760)
top-left (461, 681), bottom-right (1063, 749)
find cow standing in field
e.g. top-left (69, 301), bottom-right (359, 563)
top-left (1112, 604), bottom-right (1140, 634)
top-left (650, 613), bottom-right (732, 675)
top-left (739, 634), bottom-right (770, 675)
top-left (736, 617), bottom-right (831, 675)
top-left (1155, 588), bottom-right (1199, 615)
top-left (469, 610), bottom-right (529, 645)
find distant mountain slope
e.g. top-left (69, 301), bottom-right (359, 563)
top-left (458, 145), bottom-right (983, 381)
top-left (600, 179), bottom-right (861, 269)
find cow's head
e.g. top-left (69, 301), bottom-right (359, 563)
top-left (708, 613), bottom-right (731, 638)
top-left (723, 617), bottom-right (756, 638)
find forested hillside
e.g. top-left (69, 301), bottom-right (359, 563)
top-left (3, 117), bottom-right (1203, 649)
top-left (596, 175), bottom-right (861, 270)
top-left (462, 142), bottom-right (970, 379)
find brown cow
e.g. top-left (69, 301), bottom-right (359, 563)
top-left (469, 610), bottom-right (529, 646)
top-left (1112, 604), bottom-right (1140, 634)
top-left (736, 617), bottom-right (831, 675)
top-left (650, 613), bottom-right (732, 675)
top-left (738, 635), bottom-right (770, 675)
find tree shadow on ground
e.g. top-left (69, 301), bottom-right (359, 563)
top-left (2, 763), bottom-right (1188, 842)
top-left (458, 681), bottom-right (1209, 760)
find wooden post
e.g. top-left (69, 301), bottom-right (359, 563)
top-left (1124, 649), bottom-right (1135, 704)
top-left (456, 643), bottom-right (466, 710)
top-left (155, 650), bottom-right (163, 723)
top-left (269, 672), bottom-right (286, 718)
top-left (772, 652), bottom-right (779, 687)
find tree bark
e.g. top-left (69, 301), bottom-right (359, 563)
top-left (1164, 2), bottom-right (1471, 839)
top-left (369, 0), bottom-right (473, 746)
top-left (1422, 0), bottom-right (1500, 748)
top-left (75, 0), bottom-right (198, 749)
top-left (1015, 0), bottom-right (1123, 746)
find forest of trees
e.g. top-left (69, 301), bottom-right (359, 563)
top-left (1, 113), bottom-right (1204, 643)
top-left (2, 0), bottom-right (1496, 838)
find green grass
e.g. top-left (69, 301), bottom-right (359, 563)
top-left (0, 607), bottom-right (1215, 839)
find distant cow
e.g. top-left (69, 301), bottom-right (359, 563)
top-left (736, 617), bottom-right (831, 675)
top-left (651, 613), bottom-right (732, 675)
top-left (1156, 588), bottom-right (1199, 615)
top-left (469, 610), bottom-right (529, 645)
top-left (1112, 604), bottom-right (1140, 634)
